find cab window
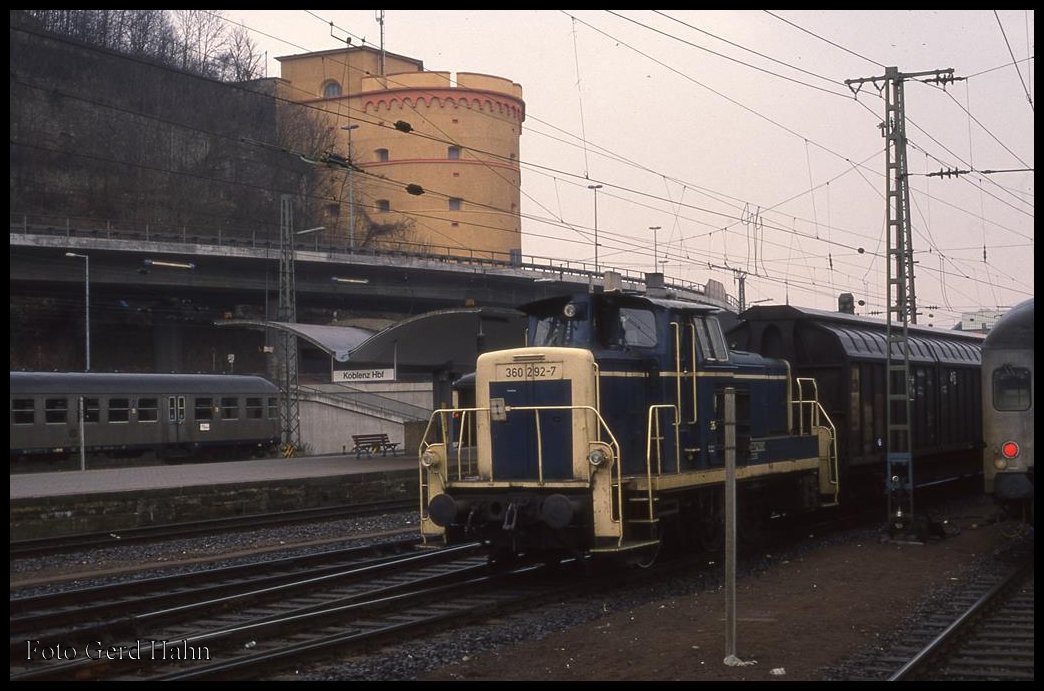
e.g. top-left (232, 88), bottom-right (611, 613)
top-left (694, 316), bottom-right (730, 362)
top-left (620, 308), bottom-right (657, 348)
top-left (993, 365), bottom-right (1031, 411)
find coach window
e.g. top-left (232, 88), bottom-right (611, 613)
top-left (109, 398), bottom-right (130, 423)
top-left (268, 397), bottom-right (279, 419)
top-left (221, 397), bottom-right (239, 420)
top-left (84, 397), bottom-right (100, 423)
top-left (45, 397), bottom-right (68, 424)
top-left (12, 399), bottom-right (34, 425)
top-left (138, 398), bottom-right (159, 422)
top-left (246, 397), bottom-right (264, 419)
top-left (194, 397), bottom-right (214, 421)
top-left (993, 365), bottom-right (1031, 411)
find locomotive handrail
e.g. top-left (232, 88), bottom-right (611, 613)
top-left (671, 323), bottom-right (684, 431)
top-left (418, 404), bottom-right (622, 485)
top-left (688, 323), bottom-right (699, 424)
top-left (792, 378), bottom-right (840, 504)
top-left (645, 404), bottom-right (680, 523)
top-left (646, 404), bottom-right (681, 476)
top-left (417, 404), bottom-right (626, 542)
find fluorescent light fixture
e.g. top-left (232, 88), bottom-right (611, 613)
top-left (144, 259), bottom-right (195, 269)
top-left (331, 276), bottom-right (369, 284)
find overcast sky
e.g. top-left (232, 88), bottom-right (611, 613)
top-left (224, 10), bottom-right (1034, 326)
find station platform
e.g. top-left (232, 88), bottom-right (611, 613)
top-left (10, 454), bottom-right (419, 541)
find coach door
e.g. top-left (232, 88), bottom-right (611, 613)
top-left (167, 395), bottom-right (186, 445)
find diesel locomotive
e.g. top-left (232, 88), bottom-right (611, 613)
top-left (417, 289), bottom-right (841, 562)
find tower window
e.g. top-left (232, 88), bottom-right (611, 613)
top-left (448, 146), bottom-right (460, 160)
top-left (322, 80), bottom-right (342, 98)
top-left (376, 148), bottom-right (389, 162)
top-left (377, 199), bottom-right (390, 213)
top-left (449, 198), bottom-right (462, 211)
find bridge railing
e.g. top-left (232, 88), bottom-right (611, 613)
top-left (10, 212), bottom-right (737, 310)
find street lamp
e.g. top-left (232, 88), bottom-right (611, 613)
top-left (588, 184), bottom-right (603, 272)
top-left (342, 124), bottom-right (360, 251)
top-left (649, 226), bottom-right (662, 272)
top-left (296, 225), bottom-right (325, 251)
top-left (65, 252), bottom-right (90, 372)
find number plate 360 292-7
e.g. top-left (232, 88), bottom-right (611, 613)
top-left (496, 362), bottom-right (563, 380)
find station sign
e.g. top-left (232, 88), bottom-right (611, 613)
top-left (333, 368), bottom-right (396, 383)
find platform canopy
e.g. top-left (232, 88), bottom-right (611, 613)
top-left (217, 306), bottom-right (526, 374)
top-left (347, 307), bottom-right (526, 373)
top-left (217, 320), bottom-right (374, 362)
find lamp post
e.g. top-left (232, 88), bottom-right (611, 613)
top-left (296, 225), bottom-right (326, 251)
top-left (649, 226), bottom-right (662, 272)
top-left (342, 124), bottom-right (359, 251)
top-left (588, 184), bottom-right (603, 272)
top-left (65, 252), bottom-right (90, 372)
top-left (65, 251), bottom-right (89, 471)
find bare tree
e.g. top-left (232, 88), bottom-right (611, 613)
top-left (216, 24), bottom-right (265, 81)
top-left (171, 9), bottom-right (228, 77)
top-left (18, 9), bottom-right (262, 82)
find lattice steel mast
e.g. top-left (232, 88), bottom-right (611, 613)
top-left (845, 67), bottom-right (957, 540)
top-left (278, 194), bottom-right (301, 455)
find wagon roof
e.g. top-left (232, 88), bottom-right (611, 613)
top-left (10, 372), bottom-right (279, 395)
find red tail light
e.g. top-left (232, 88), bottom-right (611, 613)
top-left (1001, 441), bottom-right (1019, 458)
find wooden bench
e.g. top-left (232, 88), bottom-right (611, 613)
top-left (351, 433), bottom-right (400, 458)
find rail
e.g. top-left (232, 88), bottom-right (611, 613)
top-left (11, 212), bottom-right (738, 310)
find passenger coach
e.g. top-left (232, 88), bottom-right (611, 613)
top-left (981, 298), bottom-right (1034, 521)
top-left (727, 304), bottom-right (985, 496)
top-left (10, 371), bottom-right (281, 465)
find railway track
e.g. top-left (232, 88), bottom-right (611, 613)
top-left (890, 563), bottom-right (1034, 681)
top-left (10, 538), bottom-right (424, 642)
top-left (9, 499), bottom-right (417, 559)
top-left (826, 539), bottom-right (1034, 682)
top-left (12, 541), bottom-right (524, 681)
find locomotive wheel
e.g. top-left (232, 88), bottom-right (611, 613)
top-left (633, 539), bottom-right (662, 569)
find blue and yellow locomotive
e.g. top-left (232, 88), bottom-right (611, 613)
top-left (418, 289), bottom-right (839, 561)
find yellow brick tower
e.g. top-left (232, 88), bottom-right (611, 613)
top-left (277, 46), bottom-right (524, 261)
